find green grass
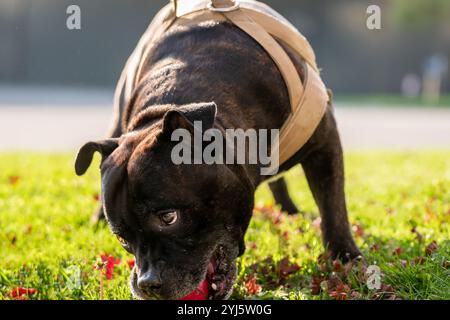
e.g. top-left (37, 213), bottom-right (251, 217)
top-left (0, 152), bottom-right (449, 300)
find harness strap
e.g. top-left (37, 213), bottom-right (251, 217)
top-left (222, 9), bottom-right (304, 111)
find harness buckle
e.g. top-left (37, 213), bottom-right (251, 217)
top-left (207, 0), bottom-right (240, 13)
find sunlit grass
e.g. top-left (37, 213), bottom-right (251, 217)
top-left (0, 152), bottom-right (449, 300)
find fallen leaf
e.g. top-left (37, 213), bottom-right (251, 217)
top-left (245, 276), bottom-right (262, 295)
top-left (425, 241), bottom-right (438, 256)
top-left (8, 287), bottom-right (37, 300)
top-left (249, 243), bottom-right (257, 250)
top-left (352, 224), bottom-right (365, 238)
top-left (392, 247), bottom-right (402, 256)
top-left (329, 283), bottom-right (349, 300)
top-left (343, 262), bottom-right (353, 277)
top-left (24, 224), bottom-right (33, 235)
top-left (8, 176), bottom-right (20, 186)
top-left (273, 214), bottom-right (282, 225)
top-left (329, 290), bottom-right (347, 300)
top-left (279, 257), bottom-right (300, 278)
top-left (310, 276), bottom-right (323, 295)
top-left (411, 227), bottom-right (423, 243)
top-left (413, 256), bottom-right (426, 265)
top-left (127, 259), bottom-right (135, 269)
top-left (333, 260), bottom-right (341, 272)
top-left (8, 233), bottom-right (17, 246)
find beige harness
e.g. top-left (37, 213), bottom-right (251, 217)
top-left (117, 0), bottom-right (329, 170)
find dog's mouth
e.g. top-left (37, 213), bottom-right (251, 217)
top-left (130, 244), bottom-right (237, 300)
top-left (205, 245), bottom-right (237, 300)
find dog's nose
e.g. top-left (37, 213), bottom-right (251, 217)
top-left (137, 271), bottom-right (162, 291)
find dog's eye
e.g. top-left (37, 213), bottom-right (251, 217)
top-left (160, 211), bottom-right (178, 226)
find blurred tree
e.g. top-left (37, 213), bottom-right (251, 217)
top-left (391, 0), bottom-right (450, 28)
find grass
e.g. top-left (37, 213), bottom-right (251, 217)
top-left (0, 151), bottom-right (449, 300)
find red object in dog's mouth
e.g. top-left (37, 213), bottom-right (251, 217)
top-left (179, 278), bottom-right (209, 300)
top-left (179, 261), bottom-right (214, 300)
top-left (179, 254), bottom-right (228, 300)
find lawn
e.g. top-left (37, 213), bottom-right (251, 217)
top-left (0, 152), bottom-right (449, 300)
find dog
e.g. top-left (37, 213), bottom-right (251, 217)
top-left (75, 13), bottom-right (361, 300)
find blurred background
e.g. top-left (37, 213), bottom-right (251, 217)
top-left (0, 0), bottom-right (449, 151)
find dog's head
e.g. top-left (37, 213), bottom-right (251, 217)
top-left (75, 103), bottom-right (253, 299)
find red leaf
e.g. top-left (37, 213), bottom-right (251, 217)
top-left (93, 193), bottom-right (100, 202)
top-left (249, 243), bottom-right (257, 250)
top-left (127, 259), bottom-right (135, 269)
top-left (26, 288), bottom-right (37, 295)
top-left (370, 243), bottom-right (380, 252)
top-left (342, 262), bottom-right (353, 277)
top-left (352, 224), bottom-right (365, 238)
top-left (329, 283), bottom-right (349, 300)
top-left (98, 254), bottom-right (121, 280)
top-left (9, 287), bottom-right (37, 299)
top-left (333, 260), bottom-right (341, 272)
top-left (245, 277), bottom-right (262, 295)
top-left (350, 291), bottom-right (362, 299)
top-left (310, 276), bottom-right (323, 295)
top-left (329, 290), bottom-right (347, 300)
top-left (279, 257), bottom-right (300, 278)
top-left (380, 284), bottom-right (394, 293)
top-left (392, 247), bottom-right (402, 256)
top-left (273, 214), bottom-right (282, 225)
top-left (282, 231), bottom-right (289, 241)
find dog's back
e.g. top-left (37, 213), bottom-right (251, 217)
top-left (111, 20), bottom-right (308, 138)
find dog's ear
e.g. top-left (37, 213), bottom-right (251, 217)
top-left (162, 102), bottom-right (217, 136)
top-left (75, 138), bottom-right (120, 176)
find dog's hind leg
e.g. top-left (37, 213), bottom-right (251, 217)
top-left (300, 113), bottom-right (361, 261)
top-left (268, 177), bottom-right (299, 214)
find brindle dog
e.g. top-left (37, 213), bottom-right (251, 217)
top-left (75, 21), bottom-right (361, 300)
